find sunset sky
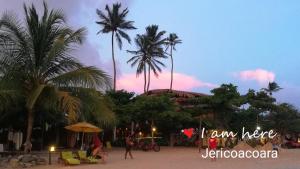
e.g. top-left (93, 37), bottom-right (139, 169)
top-left (1, 0), bottom-right (299, 107)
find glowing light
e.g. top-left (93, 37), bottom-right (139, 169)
top-left (256, 126), bottom-right (261, 130)
top-left (49, 146), bottom-right (55, 152)
top-left (152, 127), bottom-right (156, 132)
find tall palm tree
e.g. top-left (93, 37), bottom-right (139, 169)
top-left (165, 33), bottom-right (181, 91)
top-left (144, 25), bottom-right (167, 92)
top-left (127, 34), bottom-right (149, 93)
top-left (0, 2), bottom-right (111, 152)
top-left (127, 25), bottom-right (167, 93)
top-left (262, 82), bottom-right (282, 96)
top-left (96, 3), bottom-right (136, 91)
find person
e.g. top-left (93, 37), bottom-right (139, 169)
top-left (86, 142), bottom-right (94, 157)
top-left (92, 134), bottom-right (107, 163)
top-left (196, 136), bottom-right (201, 153)
top-left (271, 136), bottom-right (280, 153)
top-left (7, 128), bottom-right (14, 151)
top-left (125, 134), bottom-right (134, 159)
top-left (208, 136), bottom-right (217, 161)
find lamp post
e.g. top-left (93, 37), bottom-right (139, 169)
top-left (152, 127), bottom-right (156, 144)
top-left (138, 132), bottom-right (142, 144)
top-left (48, 146), bottom-right (55, 165)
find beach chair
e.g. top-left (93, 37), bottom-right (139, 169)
top-left (77, 150), bottom-right (99, 164)
top-left (61, 151), bottom-right (80, 165)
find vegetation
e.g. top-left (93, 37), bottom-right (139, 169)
top-left (96, 3), bottom-right (136, 91)
top-left (0, 2), bottom-right (113, 152)
top-left (165, 33), bottom-right (182, 91)
top-left (0, 1), bottom-right (299, 150)
top-left (262, 82), bottom-right (282, 96)
top-left (107, 90), bottom-right (195, 145)
top-left (127, 25), bottom-right (167, 93)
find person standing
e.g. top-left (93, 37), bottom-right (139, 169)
top-left (271, 136), bottom-right (280, 154)
top-left (7, 128), bottom-right (14, 151)
top-left (125, 134), bottom-right (134, 159)
top-left (208, 137), bottom-right (217, 161)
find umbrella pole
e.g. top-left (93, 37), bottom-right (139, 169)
top-left (81, 132), bottom-right (84, 150)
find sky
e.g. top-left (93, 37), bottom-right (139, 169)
top-left (0, 0), bottom-right (299, 108)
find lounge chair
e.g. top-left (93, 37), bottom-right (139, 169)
top-left (77, 151), bottom-right (99, 164)
top-left (61, 151), bottom-right (80, 165)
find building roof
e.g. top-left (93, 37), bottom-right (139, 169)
top-left (144, 89), bottom-right (209, 98)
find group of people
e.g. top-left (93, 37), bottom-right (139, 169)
top-left (85, 133), bottom-right (135, 163)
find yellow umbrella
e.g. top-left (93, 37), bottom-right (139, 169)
top-left (65, 122), bottom-right (102, 149)
top-left (65, 122), bottom-right (102, 133)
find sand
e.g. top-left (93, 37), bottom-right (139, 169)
top-left (259, 142), bottom-right (273, 151)
top-left (20, 147), bottom-right (300, 169)
top-left (234, 141), bottom-right (254, 150)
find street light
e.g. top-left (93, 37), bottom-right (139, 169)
top-left (256, 126), bottom-right (261, 130)
top-left (151, 127), bottom-right (156, 144)
top-left (48, 146), bottom-right (55, 165)
top-left (152, 127), bottom-right (156, 132)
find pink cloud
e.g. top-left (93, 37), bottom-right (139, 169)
top-left (235, 69), bottom-right (275, 85)
top-left (117, 72), bottom-right (217, 93)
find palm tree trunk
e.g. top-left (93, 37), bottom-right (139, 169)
top-left (170, 47), bottom-right (174, 91)
top-left (24, 108), bottom-right (34, 153)
top-left (147, 64), bottom-right (151, 93)
top-left (144, 66), bottom-right (147, 93)
top-left (111, 31), bottom-right (117, 91)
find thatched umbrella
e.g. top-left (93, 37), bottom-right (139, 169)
top-left (65, 122), bottom-right (102, 149)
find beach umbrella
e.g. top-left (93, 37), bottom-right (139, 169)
top-left (65, 122), bottom-right (103, 149)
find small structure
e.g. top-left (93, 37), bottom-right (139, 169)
top-left (145, 89), bottom-right (209, 107)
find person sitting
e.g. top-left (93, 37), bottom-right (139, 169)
top-left (91, 134), bottom-right (107, 163)
top-left (86, 142), bottom-right (94, 157)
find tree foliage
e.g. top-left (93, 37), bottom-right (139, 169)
top-left (0, 2), bottom-right (114, 151)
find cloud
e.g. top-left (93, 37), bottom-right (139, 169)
top-left (117, 72), bottom-right (217, 93)
top-left (235, 69), bottom-right (275, 85)
top-left (0, 0), bottom-right (133, 77)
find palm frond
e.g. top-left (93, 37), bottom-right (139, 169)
top-left (62, 87), bottom-right (116, 127)
top-left (96, 2), bottom-right (135, 46)
top-left (57, 91), bottom-right (80, 124)
top-left (49, 66), bottom-right (111, 90)
top-left (117, 29), bottom-right (131, 43)
top-left (115, 32), bottom-right (122, 49)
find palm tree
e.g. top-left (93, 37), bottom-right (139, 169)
top-left (262, 82), bottom-right (282, 96)
top-left (0, 2), bottom-right (111, 152)
top-left (127, 34), bottom-right (149, 93)
top-left (127, 25), bottom-right (167, 93)
top-left (165, 33), bottom-right (182, 91)
top-left (144, 25), bottom-right (167, 92)
top-left (96, 3), bottom-right (136, 91)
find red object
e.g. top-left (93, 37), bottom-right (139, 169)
top-left (209, 138), bottom-right (217, 149)
top-left (183, 128), bottom-right (194, 138)
top-left (285, 140), bottom-right (300, 148)
top-left (93, 134), bottom-right (101, 148)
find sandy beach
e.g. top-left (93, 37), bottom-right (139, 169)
top-left (32, 147), bottom-right (300, 169)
